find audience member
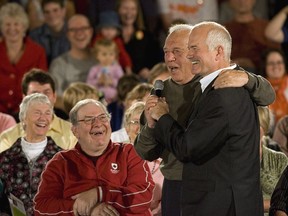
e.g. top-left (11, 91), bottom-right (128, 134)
top-left (117, 0), bottom-right (162, 80)
top-left (146, 21), bottom-right (263, 216)
top-left (270, 165), bottom-right (288, 216)
top-left (219, 0), bottom-right (269, 23)
top-left (49, 14), bottom-right (96, 111)
top-left (0, 69), bottom-right (77, 153)
top-left (0, 112), bottom-right (16, 134)
top-left (258, 106), bottom-right (288, 215)
top-left (26, 0), bottom-right (75, 30)
top-left (86, 39), bottom-right (124, 104)
top-left (92, 10), bottom-right (132, 74)
top-left (135, 23), bottom-right (276, 216)
top-left (75, 0), bottom-right (118, 27)
top-left (0, 2), bottom-right (47, 118)
top-left (29, 0), bottom-right (70, 65)
top-left (224, 0), bottom-right (280, 74)
top-left (34, 99), bottom-right (155, 216)
top-left (273, 115), bottom-right (288, 156)
top-left (157, 0), bottom-right (219, 32)
top-left (108, 74), bottom-right (141, 131)
top-left (62, 82), bottom-right (100, 115)
top-left (111, 83), bottom-right (153, 142)
top-left (124, 82), bottom-right (153, 111)
top-left (112, 101), bottom-right (163, 216)
top-left (265, 5), bottom-right (288, 61)
top-left (262, 48), bottom-right (288, 123)
top-left (0, 93), bottom-right (62, 216)
top-left (147, 62), bottom-right (170, 84)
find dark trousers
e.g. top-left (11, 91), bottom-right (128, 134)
top-left (162, 178), bottom-right (182, 216)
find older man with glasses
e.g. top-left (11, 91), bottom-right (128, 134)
top-left (34, 99), bottom-right (155, 216)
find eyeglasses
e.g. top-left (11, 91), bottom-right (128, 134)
top-left (77, 114), bottom-right (110, 125)
top-left (68, 26), bottom-right (91, 33)
top-left (266, 61), bottom-right (284, 66)
top-left (128, 120), bottom-right (140, 125)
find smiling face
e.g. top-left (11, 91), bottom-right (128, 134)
top-left (163, 29), bottom-right (194, 85)
top-left (72, 102), bottom-right (111, 156)
top-left (187, 26), bottom-right (224, 77)
top-left (26, 82), bottom-right (57, 106)
top-left (67, 15), bottom-right (93, 50)
top-left (118, 0), bottom-right (138, 26)
top-left (43, 2), bottom-right (66, 30)
top-left (1, 16), bottom-right (26, 43)
top-left (24, 102), bottom-right (53, 142)
top-left (125, 110), bottom-right (141, 143)
top-left (265, 51), bottom-right (286, 79)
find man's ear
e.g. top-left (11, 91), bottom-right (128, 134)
top-left (71, 125), bottom-right (78, 138)
top-left (215, 45), bottom-right (224, 61)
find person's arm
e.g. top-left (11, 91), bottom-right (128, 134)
top-left (270, 166), bottom-right (288, 216)
top-left (101, 145), bottom-right (155, 214)
top-left (214, 70), bottom-right (275, 106)
top-left (275, 210), bottom-right (288, 216)
top-left (36, 46), bottom-right (48, 71)
top-left (34, 154), bottom-right (75, 215)
top-left (273, 117), bottom-right (288, 156)
top-left (265, 6), bottom-right (288, 43)
top-left (151, 91), bottom-right (228, 163)
top-left (264, 199), bottom-right (271, 213)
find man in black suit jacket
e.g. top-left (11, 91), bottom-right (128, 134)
top-left (146, 21), bottom-right (263, 216)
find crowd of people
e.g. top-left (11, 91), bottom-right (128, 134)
top-left (1, 0), bottom-right (288, 215)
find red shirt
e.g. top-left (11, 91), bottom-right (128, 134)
top-left (34, 142), bottom-right (154, 216)
top-left (0, 37), bottom-right (47, 115)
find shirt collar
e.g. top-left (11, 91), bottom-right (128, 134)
top-left (200, 64), bottom-right (237, 92)
top-left (50, 114), bottom-right (63, 133)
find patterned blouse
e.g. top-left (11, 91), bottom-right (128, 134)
top-left (0, 136), bottom-right (62, 216)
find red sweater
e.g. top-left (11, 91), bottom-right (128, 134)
top-left (0, 37), bottom-right (47, 115)
top-left (34, 142), bottom-right (154, 215)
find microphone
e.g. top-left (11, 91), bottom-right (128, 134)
top-left (153, 80), bottom-right (164, 97)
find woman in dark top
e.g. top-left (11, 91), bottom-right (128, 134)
top-left (117, 0), bottom-right (162, 81)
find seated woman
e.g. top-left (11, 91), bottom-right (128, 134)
top-left (258, 106), bottom-right (288, 215)
top-left (262, 49), bottom-right (288, 124)
top-left (0, 93), bottom-right (62, 216)
top-left (0, 3), bottom-right (47, 118)
top-left (127, 102), bottom-right (163, 216)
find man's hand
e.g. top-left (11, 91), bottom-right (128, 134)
top-left (213, 69), bottom-right (248, 89)
top-left (145, 95), bottom-right (159, 128)
top-left (72, 188), bottom-right (98, 216)
top-left (150, 98), bottom-right (169, 121)
top-left (275, 210), bottom-right (288, 216)
top-left (91, 203), bottom-right (120, 216)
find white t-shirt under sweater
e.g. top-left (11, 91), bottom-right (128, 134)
top-left (21, 137), bottom-right (47, 162)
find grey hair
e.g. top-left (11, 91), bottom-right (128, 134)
top-left (167, 23), bottom-right (193, 36)
top-left (193, 21), bottom-right (232, 61)
top-left (69, 99), bottom-right (110, 125)
top-left (0, 3), bottom-right (29, 33)
top-left (19, 93), bottom-right (53, 124)
top-left (124, 101), bottom-right (145, 127)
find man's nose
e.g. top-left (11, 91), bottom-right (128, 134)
top-left (165, 52), bottom-right (176, 62)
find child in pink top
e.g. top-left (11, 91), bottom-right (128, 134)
top-left (87, 39), bottom-right (124, 104)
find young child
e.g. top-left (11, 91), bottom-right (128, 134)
top-left (93, 10), bottom-right (132, 74)
top-left (86, 39), bottom-right (124, 104)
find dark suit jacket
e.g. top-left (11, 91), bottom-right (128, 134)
top-left (154, 77), bottom-right (263, 216)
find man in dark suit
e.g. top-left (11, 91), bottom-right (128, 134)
top-left (146, 21), bottom-right (263, 216)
